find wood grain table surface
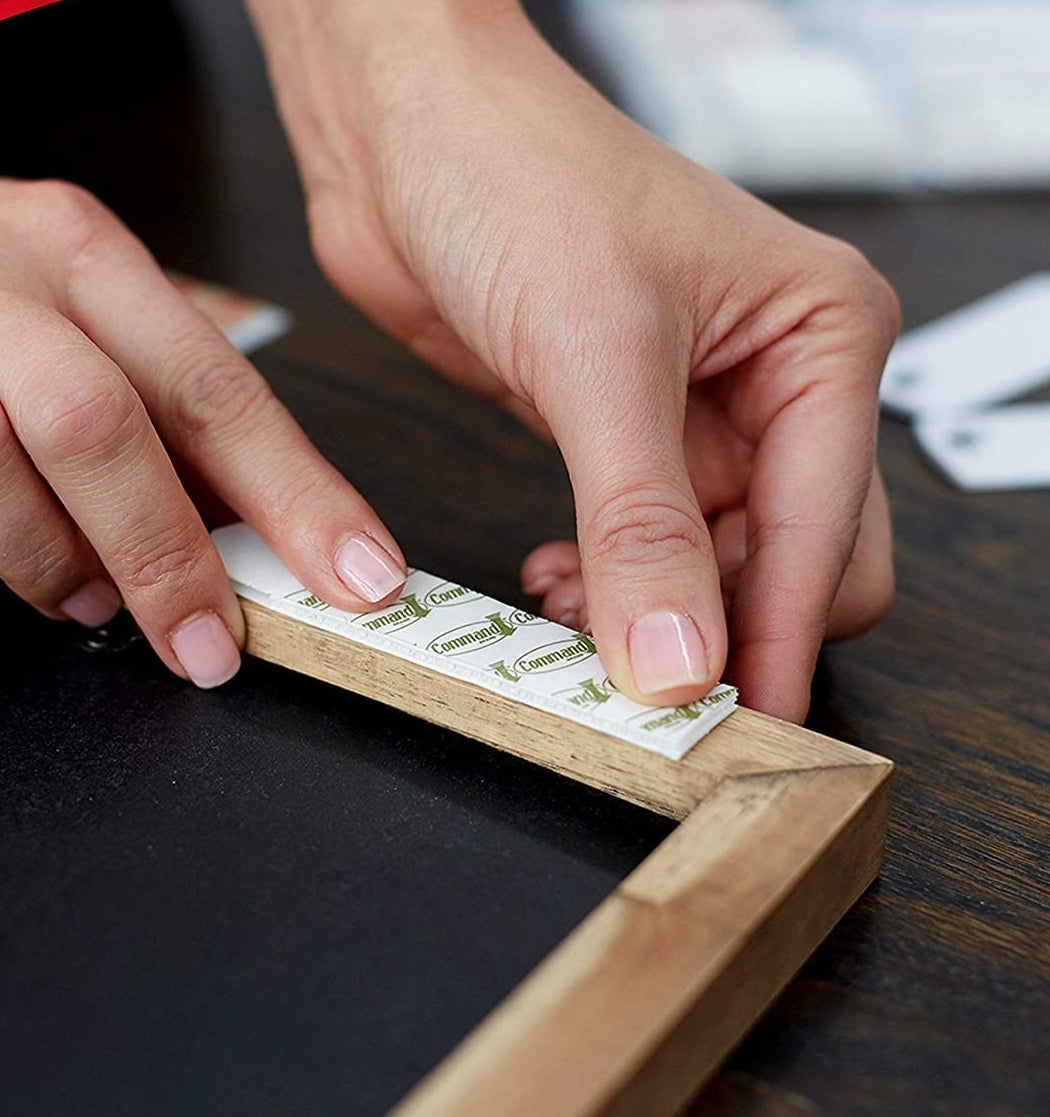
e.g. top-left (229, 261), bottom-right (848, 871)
top-left (2, 2), bottom-right (1047, 1115)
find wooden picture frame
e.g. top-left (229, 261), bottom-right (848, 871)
top-left (240, 597), bottom-right (893, 1117)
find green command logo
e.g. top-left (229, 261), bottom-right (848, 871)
top-left (489, 634), bottom-right (596, 683)
top-left (555, 676), bottom-right (614, 708)
top-left (357, 593), bottom-right (430, 633)
top-left (628, 689), bottom-right (734, 733)
top-left (428, 612), bottom-right (519, 656)
top-left (423, 581), bottom-right (482, 609)
top-left (286, 589), bottom-right (330, 612)
top-left (512, 634), bottom-right (596, 676)
top-left (509, 608), bottom-right (546, 627)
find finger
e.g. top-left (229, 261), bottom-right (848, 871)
top-left (539, 572), bottom-right (586, 630)
top-left (681, 384), bottom-right (751, 517)
top-left (521, 540), bottom-right (581, 596)
top-left (0, 397), bottom-right (120, 625)
top-left (36, 184), bottom-right (407, 612)
top-left (545, 341), bottom-right (726, 706)
top-left (726, 353), bottom-right (882, 722)
top-left (710, 507), bottom-right (747, 586)
top-left (521, 543), bottom-right (588, 629)
top-left (1, 300), bottom-right (243, 687)
top-left (714, 476), bottom-right (893, 643)
top-left (825, 469), bottom-right (893, 641)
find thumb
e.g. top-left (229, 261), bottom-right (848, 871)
top-left (549, 364), bottom-right (727, 707)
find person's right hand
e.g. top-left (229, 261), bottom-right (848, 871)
top-left (247, 0), bottom-right (898, 723)
top-left (0, 178), bottom-right (408, 686)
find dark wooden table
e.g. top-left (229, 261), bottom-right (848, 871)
top-left (1, 2), bottom-right (1047, 1115)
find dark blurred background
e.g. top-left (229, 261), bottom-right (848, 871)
top-left (0, 0), bottom-right (578, 267)
top-left (0, 0), bottom-right (213, 250)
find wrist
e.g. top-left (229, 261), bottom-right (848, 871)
top-left (245, 0), bottom-right (536, 193)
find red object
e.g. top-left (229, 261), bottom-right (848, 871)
top-left (0, 0), bottom-right (62, 22)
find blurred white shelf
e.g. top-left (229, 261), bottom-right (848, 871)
top-left (571, 0), bottom-right (1050, 192)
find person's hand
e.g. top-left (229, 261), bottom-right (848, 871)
top-left (248, 0), bottom-right (899, 721)
top-left (0, 178), bottom-right (407, 686)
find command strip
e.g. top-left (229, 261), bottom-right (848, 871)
top-left (214, 524), bottom-right (737, 761)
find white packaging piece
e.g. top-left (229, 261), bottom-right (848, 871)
top-left (166, 271), bottom-right (292, 356)
top-left (222, 304), bottom-right (292, 356)
top-left (914, 403), bottom-right (1050, 492)
top-left (214, 524), bottom-right (738, 761)
top-left (881, 275), bottom-right (1050, 418)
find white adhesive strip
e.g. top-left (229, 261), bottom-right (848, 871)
top-left (214, 524), bottom-right (738, 761)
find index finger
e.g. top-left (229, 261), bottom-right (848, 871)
top-left (51, 206), bottom-right (407, 612)
top-left (726, 351), bottom-right (885, 722)
top-left (1, 302), bottom-right (244, 686)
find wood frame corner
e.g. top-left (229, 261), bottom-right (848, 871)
top-left (239, 598), bottom-right (893, 1117)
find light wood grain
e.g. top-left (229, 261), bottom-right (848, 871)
top-left (239, 597), bottom-right (892, 1117)
top-left (239, 598), bottom-right (886, 820)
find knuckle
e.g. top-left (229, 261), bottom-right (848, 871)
top-left (170, 347), bottom-right (274, 440)
top-left (589, 486), bottom-right (706, 569)
top-left (749, 513), bottom-right (851, 565)
top-left (824, 238), bottom-right (875, 284)
top-left (35, 375), bottom-right (142, 463)
top-left (3, 530), bottom-right (70, 598)
top-left (30, 178), bottom-right (98, 216)
top-left (30, 532), bottom-right (76, 585)
top-left (873, 273), bottom-right (903, 342)
top-left (111, 519), bottom-right (206, 595)
top-left (25, 180), bottom-right (115, 259)
top-left (258, 462), bottom-right (330, 527)
top-left (823, 240), bottom-right (901, 337)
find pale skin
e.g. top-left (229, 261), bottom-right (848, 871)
top-left (0, 0), bottom-right (898, 721)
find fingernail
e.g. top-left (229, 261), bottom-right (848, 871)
top-left (628, 611), bottom-right (709, 696)
top-left (557, 609), bottom-right (580, 630)
top-left (60, 579), bottom-right (122, 627)
top-left (335, 533), bottom-right (406, 602)
top-left (170, 611), bottom-right (240, 689)
top-left (523, 573), bottom-right (560, 596)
